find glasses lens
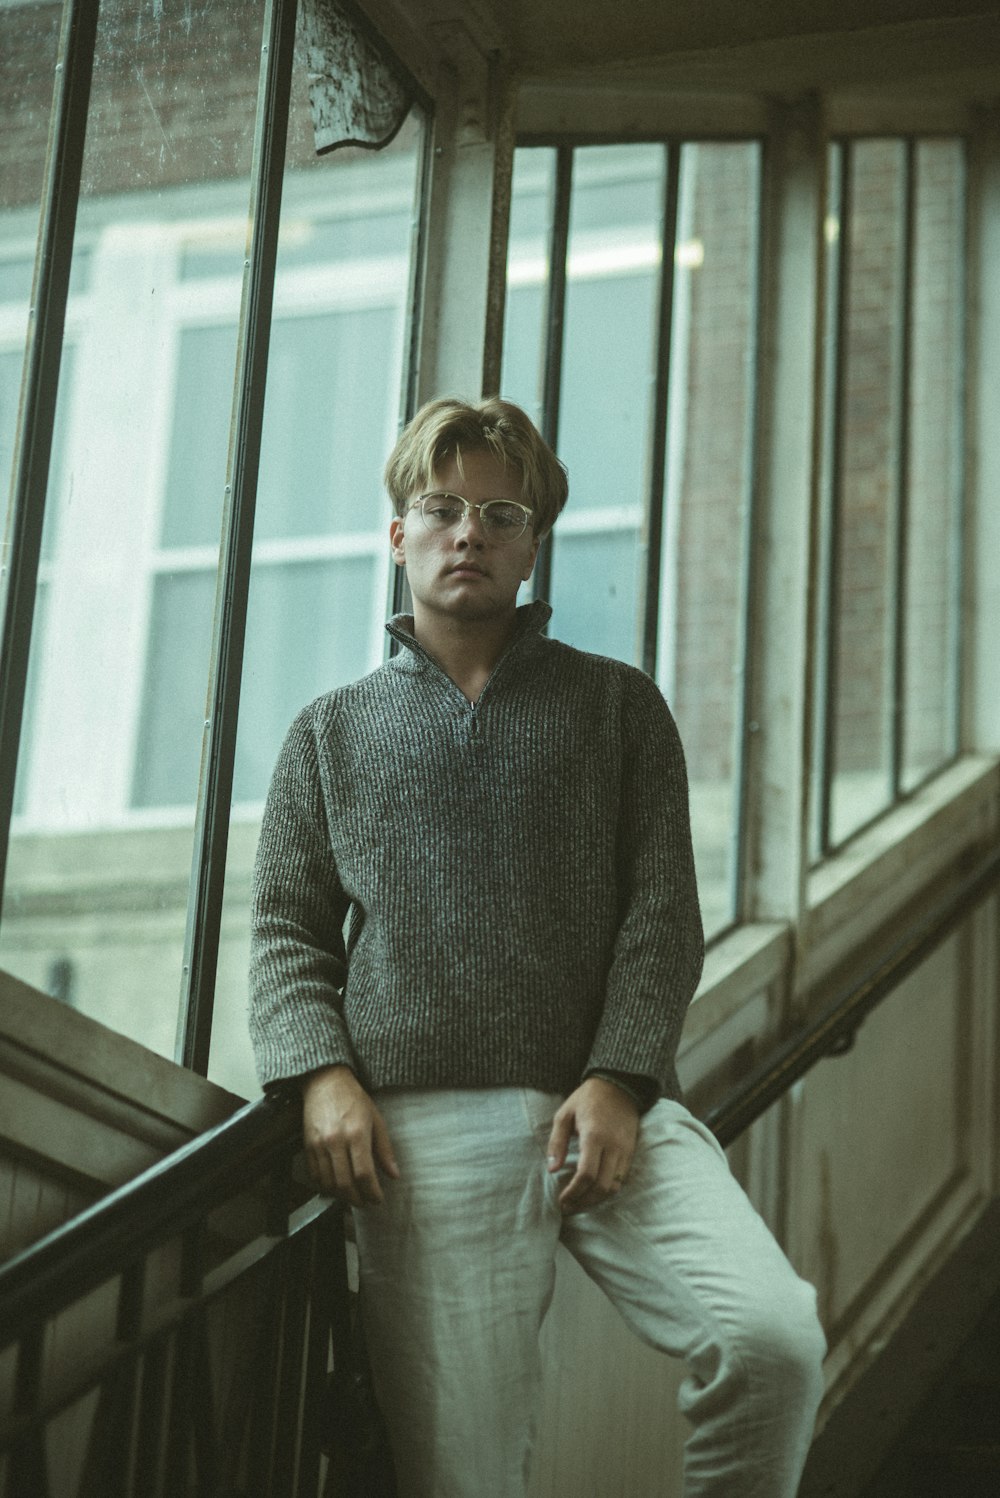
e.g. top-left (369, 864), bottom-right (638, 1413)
top-left (481, 502), bottom-right (527, 540)
top-left (420, 494), bottom-right (465, 529)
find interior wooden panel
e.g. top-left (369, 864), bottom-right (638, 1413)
top-left (0, 969), bottom-right (242, 1260)
top-left (790, 934), bottom-right (969, 1334)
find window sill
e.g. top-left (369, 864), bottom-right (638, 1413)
top-left (676, 755), bottom-right (1000, 1092)
top-left (678, 921), bottom-right (790, 1089)
top-left (802, 754), bottom-right (1000, 990)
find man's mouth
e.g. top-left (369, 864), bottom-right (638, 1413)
top-left (448, 563), bottom-right (487, 577)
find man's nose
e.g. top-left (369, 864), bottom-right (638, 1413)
top-left (455, 506), bottom-right (488, 544)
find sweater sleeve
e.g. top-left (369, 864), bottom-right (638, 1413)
top-left (248, 706), bottom-right (357, 1088)
top-left (583, 670), bottom-right (704, 1095)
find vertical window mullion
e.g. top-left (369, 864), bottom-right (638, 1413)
top-left (392, 111), bottom-right (433, 619)
top-left (0, 0), bottom-right (99, 899)
top-left (951, 143), bottom-right (969, 761)
top-left (533, 144), bottom-right (573, 605)
top-left (890, 138), bottom-right (917, 801)
top-left (819, 139), bottom-right (852, 858)
top-left (731, 143), bottom-right (766, 925)
top-left (177, 0), bottom-right (299, 1073)
top-left (640, 142), bottom-right (680, 678)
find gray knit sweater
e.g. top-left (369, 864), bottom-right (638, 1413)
top-left (249, 600), bottom-right (703, 1102)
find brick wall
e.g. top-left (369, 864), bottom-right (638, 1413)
top-left (1, 4), bottom-right (62, 214)
top-left (667, 136), bottom-right (962, 790)
top-left (0, 1), bottom-right (369, 214)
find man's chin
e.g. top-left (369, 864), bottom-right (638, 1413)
top-left (429, 594), bottom-right (516, 624)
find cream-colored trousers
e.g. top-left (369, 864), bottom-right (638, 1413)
top-left (353, 1089), bottom-right (826, 1498)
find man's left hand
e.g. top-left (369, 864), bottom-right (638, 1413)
top-left (546, 1076), bottom-right (640, 1215)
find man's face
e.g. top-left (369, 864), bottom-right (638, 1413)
top-left (389, 448), bottom-right (540, 626)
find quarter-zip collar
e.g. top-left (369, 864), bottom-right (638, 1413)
top-left (385, 599), bottom-right (552, 698)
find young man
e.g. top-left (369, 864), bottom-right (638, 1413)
top-left (249, 397), bottom-right (826, 1498)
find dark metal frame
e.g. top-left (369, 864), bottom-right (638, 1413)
top-left (816, 140), bottom-right (853, 858)
top-left (815, 135), bottom-right (967, 861)
top-left (0, 0), bottom-right (100, 903)
top-left (532, 144), bottom-right (574, 604)
top-left (516, 136), bottom-right (765, 932)
top-left (177, 0), bottom-right (301, 1074)
top-left (889, 140), bottom-right (917, 800)
top-left (639, 143), bottom-right (681, 676)
top-left (391, 108), bottom-right (435, 622)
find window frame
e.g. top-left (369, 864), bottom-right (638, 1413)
top-left (501, 133), bottom-right (766, 943)
top-left (501, 89), bottom-right (997, 1108)
top-left (0, 0), bottom-right (434, 1074)
top-left (811, 132), bottom-right (968, 863)
top-left (1, 0), bottom-right (995, 1098)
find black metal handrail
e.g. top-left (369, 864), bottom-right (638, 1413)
top-left (707, 843), bottom-right (1000, 1146)
top-left (0, 1087), bottom-right (366, 1498)
top-left (0, 1088), bottom-right (303, 1350)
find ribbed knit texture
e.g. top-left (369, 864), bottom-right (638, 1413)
top-left (249, 600), bottom-right (704, 1102)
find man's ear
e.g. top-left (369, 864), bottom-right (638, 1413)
top-left (389, 515), bottom-right (406, 568)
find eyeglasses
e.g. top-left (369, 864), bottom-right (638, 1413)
top-left (408, 492), bottom-right (534, 544)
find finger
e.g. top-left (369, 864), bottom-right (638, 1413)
top-left (546, 1110), bottom-right (574, 1172)
top-left (561, 1142), bottom-right (633, 1214)
top-left (597, 1149), bottom-right (627, 1197)
top-left (346, 1138), bottom-right (384, 1206)
top-left (306, 1145), bottom-right (337, 1197)
top-left (330, 1141), bottom-right (369, 1208)
top-left (372, 1114), bottom-right (401, 1181)
top-left (558, 1146), bottom-right (603, 1214)
top-left (613, 1147), bottom-right (635, 1190)
top-left (310, 1142), bottom-right (361, 1205)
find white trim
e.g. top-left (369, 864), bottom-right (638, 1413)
top-left (554, 504), bottom-right (643, 535)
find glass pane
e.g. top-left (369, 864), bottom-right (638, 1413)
top-left (11, 583), bottom-right (49, 818)
top-left (657, 142), bottom-right (760, 936)
top-left (901, 141), bottom-right (964, 790)
top-left (501, 147), bottom-right (555, 431)
top-left (0, 0), bottom-right (267, 1062)
top-left (549, 529), bottom-right (642, 662)
top-left (0, 0), bottom-right (62, 430)
top-left (541, 148), bottom-right (662, 688)
top-left (1, 346), bottom-right (25, 516)
top-left (557, 145), bottom-right (663, 518)
top-left (161, 324), bottom-right (237, 548)
top-left (181, 209), bottom-right (412, 281)
top-left (133, 556), bottom-right (378, 810)
top-left (132, 570), bottom-right (215, 808)
top-left (828, 140), bottom-right (906, 848)
top-left (208, 108), bottom-right (426, 1096)
top-left (234, 557), bottom-right (378, 804)
top-left (163, 305), bottom-right (399, 548)
top-left (502, 139), bottom-right (760, 939)
top-left (255, 307), bottom-right (399, 540)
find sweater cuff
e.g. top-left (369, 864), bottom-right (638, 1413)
top-left (584, 1068), bottom-right (660, 1114)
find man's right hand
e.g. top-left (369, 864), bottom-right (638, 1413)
top-left (301, 1065), bottom-right (401, 1206)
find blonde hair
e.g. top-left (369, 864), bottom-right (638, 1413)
top-left (384, 397), bottom-right (568, 537)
